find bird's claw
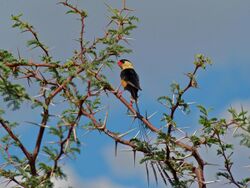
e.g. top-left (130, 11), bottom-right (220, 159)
top-left (116, 90), bottom-right (124, 98)
top-left (129, 100), bottom-right (133, 107)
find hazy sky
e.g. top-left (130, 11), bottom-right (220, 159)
top-left (1, 1), bottom-right (250, 187)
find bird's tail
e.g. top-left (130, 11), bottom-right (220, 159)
top-left (135, 100), bottom-right (149, 142)
top-left (135, 100), bottom-right (140, 114)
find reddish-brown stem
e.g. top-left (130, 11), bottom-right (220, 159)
top-left (0, 119), bottom-right (33, 170)
top-left (175, 140), bottom-right (206, 188)
top-left (88, 69), bottom-right (158, 132)
top-left (60, 1), bottom-right (86, 63)
top-left (168, 65), bottom-right (200, 135)
top-left (32, 67), bottom-right (85, 175)
top-left (5, 62), bottom-right (58, 68)
top-left (25, 25), bottom-right (50, 58)
top-left (80, 108), bottom-right (149, 152)
top-left (113, 91), bottom-right (159, 132)
top-left (216, 133), bottom-right (241, 188)
top-left (79, 15), bottom-right (85, 62)
top-left (32, 106), bottom-right (49, 163)
top-left (50, 99), bottom-right (84, 175)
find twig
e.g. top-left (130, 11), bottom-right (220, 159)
top-left (0, 119), bottom-right (32, 170)
top-left (216, 133), bottom-right (241, 188)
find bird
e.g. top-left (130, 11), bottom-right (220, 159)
top-left (117, 59), bottom-right (149, 141)
top-left (117, 59), bottom-right (142, 110)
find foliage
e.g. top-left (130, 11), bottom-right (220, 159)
top-left (0, 1), bottom-right (249, 188)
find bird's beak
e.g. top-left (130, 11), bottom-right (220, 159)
top-left (117, 61), bottom-right (122, 67)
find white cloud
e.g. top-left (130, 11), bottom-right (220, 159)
top-left (52, 166), bottom-right (82, 188)
top-left (0, 165), bottom-right (134, 188)
top-left (220, 99), bottom-right (250, 120)
top-left (103, 145), bottom-right (145, 178)
top-left (52, 165), bottom-right (133, 188)
top-left (0, 179), bottom-right (14, 188)
top-left (103, 144), bottom-right (168, 188)
top-left (83, 177), bottom-right (135, 188)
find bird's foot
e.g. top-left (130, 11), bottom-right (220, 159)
top-left (129, 99), bottom-right (134, 107)
top-left (116, 90), bottom-right (124, 98)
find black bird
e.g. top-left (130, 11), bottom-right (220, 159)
top-left (117, 59), bottom-right (142, 106)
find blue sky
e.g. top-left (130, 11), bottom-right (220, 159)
top-left (1, 0), bottom-right (250, 187)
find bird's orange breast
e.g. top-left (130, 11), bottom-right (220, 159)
top-left (121, 79), bottom-right (128, 88)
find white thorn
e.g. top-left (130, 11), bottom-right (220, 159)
top-left (187, 101), bottom-right (196, 105)
top-left (93, 106), bottom-right (106, 114)
top-left (178, 106), bottom-right (188, 115)
top-left (25, 121), bottom-right (50, 128)
top-left (81, 130), bottom-right (90, 137)
top-left (232, 126), bottom-right (239, 136)
top-left (204, 179), bottom-right (221, 184)
top-left (147, 111), bottom-right (158, 120)
top-left (192, 129), bottom-right (198, 136)
top-left (33, 94), bottom-right (43, 98)
top-left (175, 127), bottom-right (186, 135)
top-left (122, 37), bottom-right (135, 41)
top-left (64, 139), bottom-right (70, 153)
top-left (134, 130), bottom-right (140, 139)
top-left (73, 127), bottom-right (77, 142)
top-left (41, 86), bottom-right (51, 91)
top-left (46, 141), bottom-right (58, 144)
top-left (172, 94), bottom-right (175, 104)
top-left (118, 128), bottom-right (137, 138)
top-left (86, 53), bottom-right (94, 61)
top-left (100, 111), bottom-right (108, 129)
top-left (175, 136), bottom-right (186, 142)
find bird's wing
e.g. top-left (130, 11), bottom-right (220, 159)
top-left (127, 81), bottom-right (141, 90)
top-left (121, 68), bottom-right (142, 90)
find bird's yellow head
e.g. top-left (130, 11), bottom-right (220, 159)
top-left (117, 59), bottom-right (134, 70)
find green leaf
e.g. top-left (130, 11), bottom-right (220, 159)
top-left (66, 10), bottom-right (77, 14)
top-left (197, 105), bottom-right (208, 116)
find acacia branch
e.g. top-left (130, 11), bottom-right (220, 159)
top-left (32, 67), bottom-right (85, 175)
top-left (216, 133), bottom-right (241, 188)
top-left (5, 61), bottom-right (58, 68)
top-left (79, 12), bottom-right (85, 62)
top-left (81, 105), bottom-right (207, 186)
top-left (88, 66), bottom-right (208, 185)
top-left (0, 175), bottom-right (25, 188)
top-left (32, 106), bottom-right (49, 162)
top-left (161, 64), bottom-right (203, 184)
top-left (114, 91), bottom-right (159, 132)
top-left (168, 64), bottom-right (200, 135)
top-left (175, 140), bottom-right (205, 187)
top-left (0, 119), bottom-right (32, 163)
top-left (24, 25), bottom-right (50, 58)
top-left (88, 69), bottom-right (159, 132)
top-left (51, 99), bottom-right (85, 175)
top-left (80, 108), bottom-right (151, 152)
top-left (60, 0), bottom-right (86, 63)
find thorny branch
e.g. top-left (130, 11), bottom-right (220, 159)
top-left (0, 0), bottom-right (248, 188)
top-left (60, 1), bottom-right (86, 63)
top-left (168, 64), bottom-right (200, 135)
top-left (0, 119), bottom-right (32, 162)
top-left (12, 16), bottom-right (50, 58)
top-left (216, 133), bottom-right (241, 188)
top-left (85, 64), bottom-right (209, 187)
top-left (161, 63), bottom-right (203, 185)
top-left (3, 10), bottom-right (207, 188)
